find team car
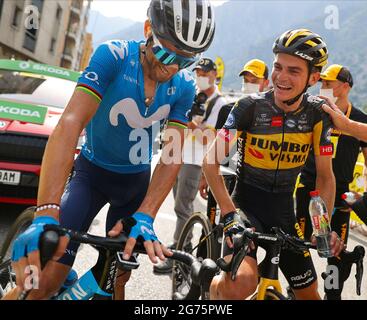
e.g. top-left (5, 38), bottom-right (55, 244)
top-left (0, 59), bottom-right (81, 205)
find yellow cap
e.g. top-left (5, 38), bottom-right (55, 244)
top-left (239, 59), bottom-right (268, 79)
top-left (320, 64), bottom-right (343, 81)
top-left (320, 64), bottom-right (353, 87)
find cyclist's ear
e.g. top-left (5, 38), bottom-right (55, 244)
top-left (144, 20), bottom-right (153, 40)
top-left (308, 70), bottom-right (320, 87)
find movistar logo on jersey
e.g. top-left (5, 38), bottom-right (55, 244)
top-left (109, 98), bottom-right (170, 129)
top-left (107, 40), bottom-right (128, 61)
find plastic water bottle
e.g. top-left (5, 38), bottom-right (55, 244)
top-left (341, 192), bottom-right (358, 205)
top-left (309, 190), bottom-right (333, 258)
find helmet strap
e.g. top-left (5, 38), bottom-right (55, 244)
top-left (145, 35), bottom-right (153, 48)
top-left (282, 64), bottom-right (312, 106)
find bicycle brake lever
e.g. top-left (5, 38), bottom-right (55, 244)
top-left (355, 246), bottom-right (365, 296)
top-left (230, 237), bottom-right (250, 281)
top-left (356, 259), bottom-right (363, 296)
top-left (216, 232), bottom-right (250, 276)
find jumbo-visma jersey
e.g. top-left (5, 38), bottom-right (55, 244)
top-left (222, 91), bottom-right (333, 193)
top-left (76, 40), bottom-right (195, 173)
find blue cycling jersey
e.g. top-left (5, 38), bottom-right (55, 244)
top-left (76, 39), bottom-right (196, 173)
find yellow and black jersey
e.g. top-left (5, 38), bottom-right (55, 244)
top-left (300, 104), bottom-right (367, 191)
top-left (223, 90), bottom-right (333, 193)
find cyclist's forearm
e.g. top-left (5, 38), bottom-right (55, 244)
top-left (346, 120), bottom-right (367, 142)
top-left (202, 160), bottom-right (236, 216)
top-left (36, 119), bottom-right (82, 220)
top-left (316, 174), bottom-right (336, 219)
top-left (138, 162), bottom-right (182, 217)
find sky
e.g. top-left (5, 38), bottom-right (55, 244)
top-left (91, 0), bottom-right (229, 21)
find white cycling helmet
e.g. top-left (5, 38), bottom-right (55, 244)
top-left (148, 0), bottom-right (216, 54)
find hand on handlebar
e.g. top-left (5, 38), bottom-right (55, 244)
top-left (222, 211), bottom-right (245, 249)
top-left (108, 212), bottom-right (172, 264)
top-left (11, 216), bottom-right (69, 292)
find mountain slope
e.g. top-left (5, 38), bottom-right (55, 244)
top-left (87, 10), bottom-right (135, 46)
top-left (90, 1), bottom-right (367, 108)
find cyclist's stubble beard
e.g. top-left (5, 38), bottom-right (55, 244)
top-left (143, 47), bottom-right (178, 83)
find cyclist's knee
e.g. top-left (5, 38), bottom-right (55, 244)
top-left (293, 280), bottom-right (320, 300)
top-left (217, 273), bottom-right (257, 300)
top-left (27, 262), bottom-right (70, 300)
top-left (27, 286), bottom-right (56, 300)
top-left (27, 280), bottom-right (64, 300)
top-left (209, 274), bottom-right (221, 299)
top-left (214, 257), bottom-right (258, 300)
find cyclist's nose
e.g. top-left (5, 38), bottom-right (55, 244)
top-left (275, 69), bottom-right (289, 83)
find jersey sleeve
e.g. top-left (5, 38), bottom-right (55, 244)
top-left (215, 103), bottom-right (234, 129)
top-left (312, 103), bottom-right (334, 156)
top-left (76, 40), bottom-right (128, 103)
top-left (167, 70), bottom-right (196, 129)
top-left (222, 97), bottom-right (255, 131)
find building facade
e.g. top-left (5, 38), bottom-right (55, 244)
top-left (0, 0), bottom-right (92, 69)
top-left (79, 32), bottom-right (93, 71)
top-left (61, 0), bottom-right (92, 70)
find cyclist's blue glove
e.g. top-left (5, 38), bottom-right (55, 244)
top-left (123, 212), bottom-right (158, 243)
top-left (12, 216), bottom-right (59, 262)
top-left (222, 211), bottom-right (245, 240)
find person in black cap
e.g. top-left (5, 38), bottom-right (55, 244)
top-left (154, 57), bottom-right (227, 274)
top-left (296, 64), bottom-right (367, 299)
top-left (194, 57), bottom-right (218, 92)
top-left (319, 64), bottom-right (354, 104)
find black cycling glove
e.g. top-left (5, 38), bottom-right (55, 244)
top-left (222, 211), bottom-right (245, 240)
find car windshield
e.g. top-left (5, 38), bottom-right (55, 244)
top-left (0, 69), bottom-right (76, 109)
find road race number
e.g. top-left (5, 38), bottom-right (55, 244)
top-left (0, 170), bottom-right (21, 185)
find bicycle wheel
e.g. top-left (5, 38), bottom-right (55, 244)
top-left (172, 212), bottom-right (216, 300)
top-left (0, 206), bottom-right (35, 297)
top-left (251, 288), bottom-right (287, 300)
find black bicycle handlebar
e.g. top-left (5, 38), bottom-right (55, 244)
top-left (216, 227), bottom-right (314, 280)
top-left (217, 226), bottom-right (364, 295)
top-left (40, 230), bottom-right (59, 269)
top-left (40, 224), bottom-right (217, 290)
top-left (17, 230), bottom-right (60, 300)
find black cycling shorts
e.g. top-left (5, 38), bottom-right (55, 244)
top-left (58, 154), bottom-right (150, 266)
top-left (223, 180), bottom-right (318, 290)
